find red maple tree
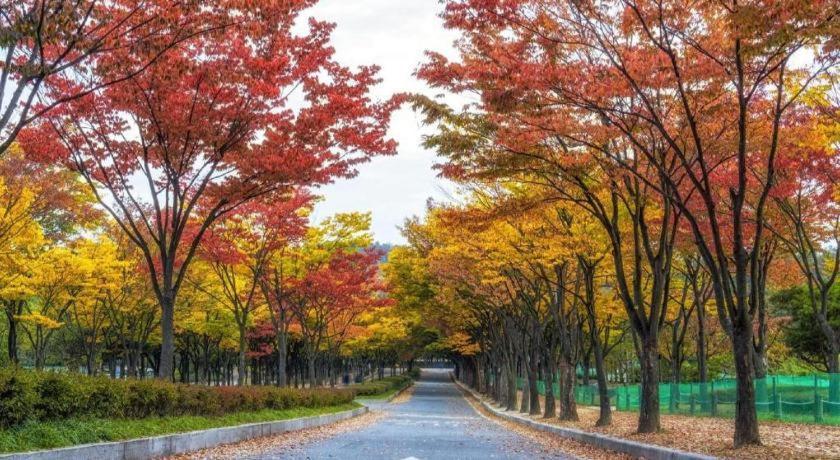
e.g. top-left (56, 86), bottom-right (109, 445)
top-left (288, 248), bottom-right (387, 387)
top-left (0, 0), bottom-right (239, 155)
top-left (417, 0), bottom-right (838, 445)
top-left (21, 0), bottom-right (402, 379)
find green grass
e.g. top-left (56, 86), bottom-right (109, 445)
top-left (356, 383), bottom-right (408, 400)
top-left (0, 402), bottom-right (361, 453)
top-left (351, 374), bottom-right (414, 399)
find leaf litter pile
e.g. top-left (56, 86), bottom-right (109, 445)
top-left (489, 389), bottom-right (840, 459)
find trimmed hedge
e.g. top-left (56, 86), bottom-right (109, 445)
top-left (0, 368), bottom-right (355, 428)
top-left (353, 373), bottom-right (415, 397)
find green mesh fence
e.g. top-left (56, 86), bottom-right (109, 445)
top-left (517, 373), bottom-right (840, 425)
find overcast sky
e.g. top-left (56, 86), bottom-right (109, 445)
top-left (303, 0), bottom-right (460, 244)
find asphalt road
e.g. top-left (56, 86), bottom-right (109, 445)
top-left (256, 368), bottom-right (574, 460)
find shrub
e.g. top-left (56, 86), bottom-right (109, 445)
top-left (87, 376), bottom-right (129, 418)
top-left (264, 388), bottom-right (296, 410)
top-left (0, 368), bottom-right (355, 428)
top-left (0, 369), bottom-right (36, 428)
top-left (175, 385), bottom-right (221, 416)
top-left (127, 379), bottom-right (177, 418)
top-left (352, 374), bottom-right (414, 397)
top-left (34, 373), bottom-right (87, 420)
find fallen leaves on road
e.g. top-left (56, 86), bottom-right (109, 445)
top-left (166, 410), bottom-right (385, 460)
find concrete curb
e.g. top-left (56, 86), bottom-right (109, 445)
top-left (1, 406), bottom-right (368, 460)
top-left (452, 377), bottom-right (717, 460)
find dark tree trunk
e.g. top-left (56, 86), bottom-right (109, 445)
top-left (519, 360), bottom-right (530, 413)
top-left (591, 332), bottom-right (611, 426)
top-left (237, 324), bottom-right (247, 386)
top-left (276, 329), bottom-right (288, 387)
top-left (670, 346), bottom-right (681, 412)
top-left (581, 352), bottom-right (591, 386)
top-left (527, 348), bottom-right (540, 416)
top-left (308, 352), bottom-right (317, 388)
top-left (637, 336), bottom-right (661, 433)
top-left (732, 320), bottom-right (760, 446)
top-left (158, 292), bottom-right (175, 380)
top-left (557, 356), bottom-right (578, 421)
top-left (5, 301), bottom-right (21, 365)
top-left (697, 299), bottom-right (709, 404)
top-left (580, 257), bottom-right (610, 425)
top-left (543, 356), bottom-right (556, 418)
top-left (505, 360), bottom-right (517, 411)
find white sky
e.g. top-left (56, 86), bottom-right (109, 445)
top-left (303, 0), bottom-right (460, 244)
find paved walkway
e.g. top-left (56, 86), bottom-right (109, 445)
top-left (253, 368), bottom-right (575, 459)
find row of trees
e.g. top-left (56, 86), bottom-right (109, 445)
top-left (0, 0), bottom-right (421, 385)
top-left (401, 0), bottom-right (840, 447)
top-left (0, 141), bottom-right (418, 385)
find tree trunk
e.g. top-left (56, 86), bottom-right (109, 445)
top-left (583, 283), bottom-right (610, 424)
top-left (527, 350), bottom-right (540, 416)
top-left (86, 353), bottom-right (96, 376)
top-left (637, 336), bottom-right (660, 433)
top-left (308, 352), bottom-right (317, 388)
top-left (276, 329), bottom-right (287, 387)
top-left (543, 357), bottom-right (556, 418)
top-left (519, 362), bottom-right (530, 413)
top-left (670, 336), bottom-right (681, 413)
top-left (158, 293), bottom-right (175, 380)
top-left (505, 360), bottom-right (517, 411)
top-left (697, 301), bottom-right (709, 411)
top-left (557, 356), bottom-right (578, 421)
top-left (237, 324), bottom-right (247, 386)
top-left (732, 321), bottom-right (760, 446)
top-left (5, 302), bottom-right (20, 365)
top-left (581, 352), bottom-right (591, 386)
top-left (591, 333), bottom-right (611, 426)
top-left (34, 345), bottom-right (45, 371)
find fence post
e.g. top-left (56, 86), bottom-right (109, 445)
top-left (690, 394), bottom-right (695, 416)
top-left (774, 393), bottom-right (782, 419)
top-left (815, 394), bottom-right (823, 423)
top-left (617, 391), bottom-right (621, 411)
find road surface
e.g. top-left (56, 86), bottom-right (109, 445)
top-left (251, 368), bottom-right (574, 459)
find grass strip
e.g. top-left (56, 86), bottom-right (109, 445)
top-left (356, 382), bottom-right (411, 400)
top-left (0, 402), bottom-right (361, 453)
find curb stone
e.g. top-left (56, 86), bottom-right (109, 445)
top-left (452, 376), bottom-right (717, 460)
top-left (0, 406), bottom-right (369, 460)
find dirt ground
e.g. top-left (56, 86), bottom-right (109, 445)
top-left (497, 390), bottom-right (840, 459)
